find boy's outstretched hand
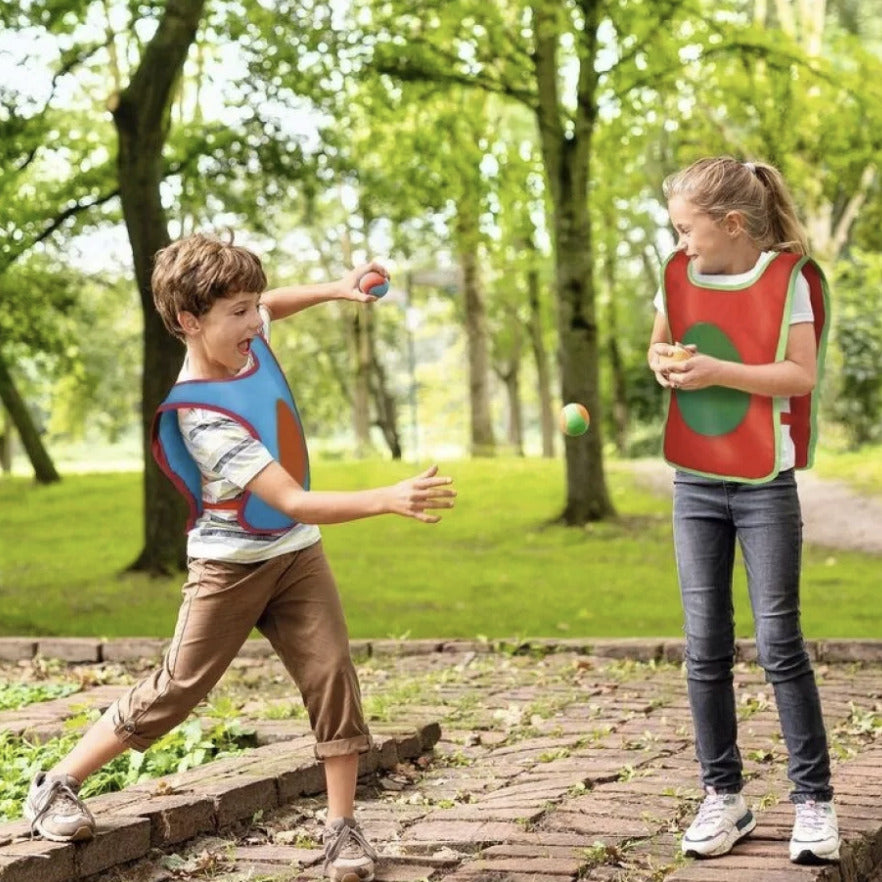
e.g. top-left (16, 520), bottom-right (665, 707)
top-left (343, 261), bottom-right (390, 303)
top-left (387, 465), bottom-right (457, 523)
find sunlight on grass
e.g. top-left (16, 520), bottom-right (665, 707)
top-left (813, 443), bottom-right (882, 494)
top-left (1, 456), bottom-right (879, 639)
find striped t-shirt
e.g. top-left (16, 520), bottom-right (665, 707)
top-left (177, 307), bottom-right (320, 562)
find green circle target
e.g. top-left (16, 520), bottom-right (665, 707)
top-left (678, 323), bottom-right (749, 437)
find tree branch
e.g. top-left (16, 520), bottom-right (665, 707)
top-left (0, 188), bottom-right (120, 276)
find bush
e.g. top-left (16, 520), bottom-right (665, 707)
top-left (830, 252), bottom-right (882, 448)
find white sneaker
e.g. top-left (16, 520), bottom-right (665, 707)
top-left (24, 772), bottom-right (95, 842)
top-left (790, 800), bottom-right (840, 863)
top-left (681, 789), bottom-right (756, 858)
top-left (322, 817), bottom-right (376, 882)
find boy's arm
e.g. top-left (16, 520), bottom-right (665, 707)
top-left (261, 261), bottom-right (389, 321)
top-left (245, 461), bottom-right (456, 525)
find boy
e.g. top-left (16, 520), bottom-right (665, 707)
top-left (24, 233), bottom-right (457, 882)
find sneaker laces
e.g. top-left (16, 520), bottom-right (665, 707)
top-left (693, 792), bottom-right (730, 826)
top-left (29, 777), bottom-right (84, 836)
top-left (323, 818), bottom-right (377, 866)
top-left (794, 801), bottom-right (830, 835)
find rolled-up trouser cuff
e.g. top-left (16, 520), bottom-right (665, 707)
top-left (315, 734), bottom-right (372, 760)
top-left (109, 703), bottom-right (158, 753)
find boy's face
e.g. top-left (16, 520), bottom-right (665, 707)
top-left (668, 195), bottom-right (740, 275)
top-left (179, 291), bottom-right (263, 378)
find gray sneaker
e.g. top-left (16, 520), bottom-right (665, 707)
top-left (24, 772), bottom-right (95, 842)
top-left (322, 817), bottom-right (376, 882)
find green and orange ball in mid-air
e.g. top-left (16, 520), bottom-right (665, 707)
top-left (559, 403), bottom-right (590, 436)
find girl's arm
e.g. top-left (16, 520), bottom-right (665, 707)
top-left (647, 311), bottom-right (676, 387)
top-left (666, 322), bottom-right (817, 397)
top-left (245, 461), bottom-right (456, 525)
top-left (261, 261), bottom-right (388, 320)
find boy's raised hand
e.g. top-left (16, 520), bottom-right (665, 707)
top-left (342, 261), bottom-right (390, 303)
top-left (386, 465), bottom-right (457, 523)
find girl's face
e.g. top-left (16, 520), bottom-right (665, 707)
top-left (181, 291), bottom-right (264, 378)
top-left (668, 195), bottom-right (739, 275)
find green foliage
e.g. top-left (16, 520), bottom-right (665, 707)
top-left (829, 251), bottom-right (882, 447)
top-left (0, 681), bottom-right (80, 711)
top-left (0, 713), bottom-right (255, 822)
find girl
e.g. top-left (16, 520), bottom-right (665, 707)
top-left (647, 157), bottom-right (839, 865)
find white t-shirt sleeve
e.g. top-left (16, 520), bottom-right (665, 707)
top-left (789, 272), bottom-right (813, 324)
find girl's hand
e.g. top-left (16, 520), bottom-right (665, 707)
top-left (666, 353), bottom-right (717, 391)
top-left (648, 342), bottom-right (678, 387)
top-left (385, 465), bottom-right (457, 523)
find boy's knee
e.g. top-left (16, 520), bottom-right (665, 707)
top-left (109, 681), bottom-right (202, 751)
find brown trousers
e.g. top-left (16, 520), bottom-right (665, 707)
top-left (108, 541), bottom-right (370, 758)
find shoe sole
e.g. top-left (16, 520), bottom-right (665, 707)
top-left (31, 822), bottom-right (94, 843)
top-left (790, 846), bottom-right (840, 864)
top-left (683, 811), bottom-right (757, 858)
top-left (329, 872), bottom-right (374, 882)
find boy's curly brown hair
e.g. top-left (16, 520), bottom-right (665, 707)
top-left (152, 232), bottom-right (268, 340)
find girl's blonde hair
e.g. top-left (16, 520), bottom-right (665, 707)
top-left (663, 156), bottom-right (808, 254)
top-left (152, 232), bottom-right (267, 340)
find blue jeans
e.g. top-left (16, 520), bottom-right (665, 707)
top-left (673, 469), bottom-right (833, 803)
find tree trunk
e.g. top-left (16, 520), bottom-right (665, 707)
top-left (603, 248), bottom-right (628, 455)
top-left (495, 307), bottom-right (524, 455)
top-left (350, 309), bottom-right (373, 456)
top-left (502, 366), bottom-right (524, 455)
top-left (367, 330), bottom-right (403, 460)
top-left (532, 0), bottom-right (614, 522)
top-left (456, 207), bottom-right (495, 457)
top-left (341, 219), bottom-right (372, 455)
top-left (111, 0), bottom-right (206, 574)
top-left (0, 354), bottom-right (60, 484)
top-left (526, 256), bottom-right (555, 458)
top-left (0, 407), bottom-right (10, 474)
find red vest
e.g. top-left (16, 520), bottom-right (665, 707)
top-left (662, 250), bottom-right (829, 482)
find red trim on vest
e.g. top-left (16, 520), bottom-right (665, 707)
top-left (662, 251), bottom-right (825, 480)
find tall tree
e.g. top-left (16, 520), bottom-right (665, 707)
top-left (108, 0), bottom-right (206, 572)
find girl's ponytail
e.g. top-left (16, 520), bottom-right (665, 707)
top-left (751, 163), bottom-right (808, 254)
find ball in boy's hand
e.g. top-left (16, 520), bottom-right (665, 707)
top-left (358, 270), bottom-right (389, 298)
top-left (560, 403), bottom-right (590, 436)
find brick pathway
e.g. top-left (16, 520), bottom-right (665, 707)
top-left (1, 637), bottom-right (881, 882)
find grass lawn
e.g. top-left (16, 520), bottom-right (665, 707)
top-left (1, 456), bottom-right (879, 640)
top-left (813, 444), bottom-right (882, 494)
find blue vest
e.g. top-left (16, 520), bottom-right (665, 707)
top-left (151, 336), bottom-right (309, 533)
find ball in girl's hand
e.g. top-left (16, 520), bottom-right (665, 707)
top-left (358, 270), bottom-right (389, 298)
top-left (657, 342), bottom-right (692, 368)
top-left (560, 403), bottom-right (590, 436)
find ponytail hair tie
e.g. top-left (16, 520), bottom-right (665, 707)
top-left (744, 161), bottom-right (757, 174)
